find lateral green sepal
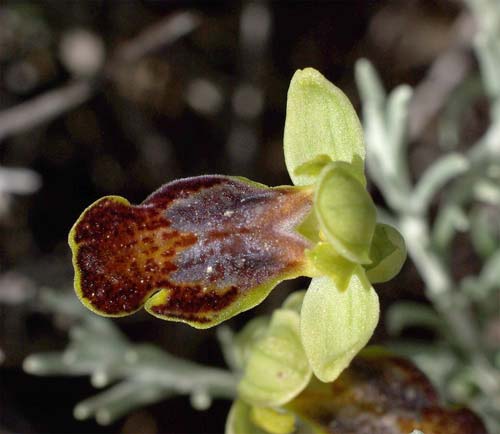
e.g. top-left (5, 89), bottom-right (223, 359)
top-left (300, 273), bottom-right (379, 383)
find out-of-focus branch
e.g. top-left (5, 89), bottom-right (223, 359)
top-left (226, 1), bottom-right (271, 176)
top-left (356, 48), bottom-right (500, 430)
top-left (0, 81), bottom-right (93, 142)
top-left (408, 12), bottom-right (475, 141)
top-left (111, 12), bottom-right (200, 65)
top-left (0, 11), bottom-right (201, 143)
top-left (24, 289), bottom-right (236, 426)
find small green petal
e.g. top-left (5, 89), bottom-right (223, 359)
top-left (315, 164), bottom-right (376, 264)
top-left (300, 274), bottom-right (379, 383)
top-left (238, 309), bottom-right (312, 407)
top-left (284, 68), bottom-right (365, 186)
top-left (305, 242), bottom-right (356, 292)
top-left (365, 223), bottom-right (407, 283)
top-left (293, 155), bottom-right (333, 179)
top-left (250, 406), bottom-right (296, 434)
top-left (225, 400), bottom-right (268, 434)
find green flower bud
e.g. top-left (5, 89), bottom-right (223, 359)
top-left (365, 223), bottom-right (406, 283)
top-left (238, 309), bottom-right (312, 407)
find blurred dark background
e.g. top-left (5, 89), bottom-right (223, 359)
top-left (0, 1), bottom-right (486, 433)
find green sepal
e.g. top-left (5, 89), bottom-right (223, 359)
top-left (300, 273), bottom-right (379, 383)
top-left (314, 163), bottom-right (376, 264)
top-left (284, 68), bottom-right (366, 187)
top-left (305, 242), bottom-right (356, 292)
top-left (238, 309), bottom-right (312, 407)
top-left (364, 223), bottom-right (406, 283)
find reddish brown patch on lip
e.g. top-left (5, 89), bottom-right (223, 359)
top-left (288, 353), bottom-right (487, 434)
top-left (154, 285), bottom-right (239, 314)
top-left (73, 196), bottom-right (198, 315)
top-left (153, 285), bottom-right (240, 324)
top-left (70, 175), bottom-right (313, 327)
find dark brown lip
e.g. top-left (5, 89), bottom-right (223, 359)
top-left (71, 175), bottom-right (313, 326)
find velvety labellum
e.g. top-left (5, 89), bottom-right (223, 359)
top-left (69, 175), bottom-right (313, 328)
top-left (287, 353), bottom-right (488, 434)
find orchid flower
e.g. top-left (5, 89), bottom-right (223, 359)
top-left (69, 68), bottom-right (406, 386)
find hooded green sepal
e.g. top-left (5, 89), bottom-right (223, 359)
top-left (238, 309), bottom-right (312, 407)
top-left (300, 274), bottom-right (379, 383)
top-left (314, 163), bottom-right (376, 264)
top-left (364, 223), bottom-right (407, 283)
top-left (284, 68), bottom-right (365, 187)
